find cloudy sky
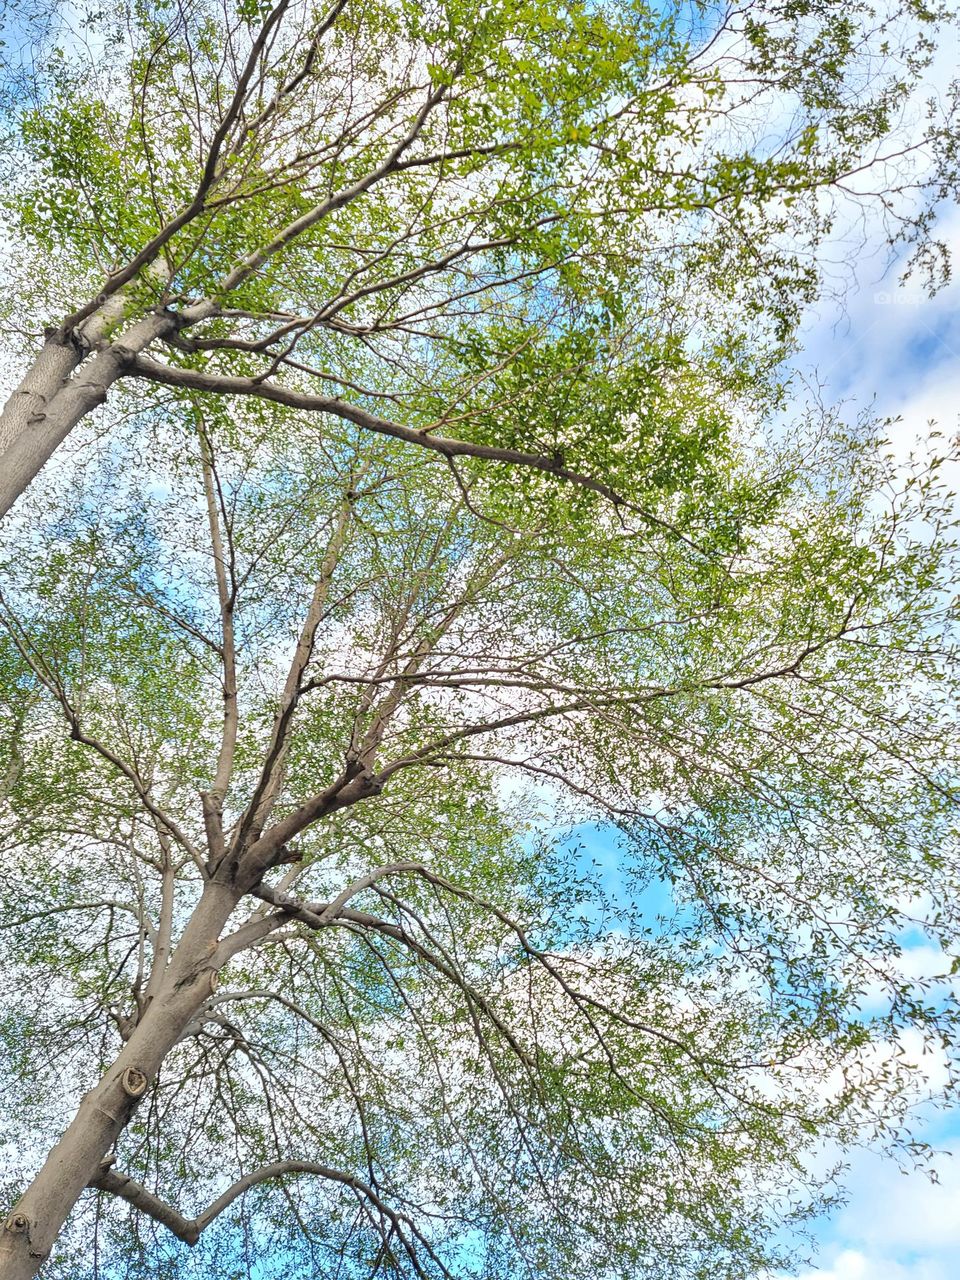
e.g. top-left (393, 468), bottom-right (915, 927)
top-left (582, 37), bottom-right (960, 1269)
top-left (781, 148), bottom-right (960, 1280)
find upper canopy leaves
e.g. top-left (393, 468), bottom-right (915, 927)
top-left (2, 0), bottom-right (957, 508)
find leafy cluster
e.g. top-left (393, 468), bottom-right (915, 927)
top-left (0, 398), bottom-right (957, 1277)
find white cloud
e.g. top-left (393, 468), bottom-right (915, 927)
top-left (784, 1133), bottom-right (960, 1280)
top-left (855, 944), bottom-right (959, 1017)
top-left (799, 183), bottom-right (960, 491)
top-left (792, 1249), bottom-right (952, 1280)
top-left (832, 1144), bottom-right (960, 1254)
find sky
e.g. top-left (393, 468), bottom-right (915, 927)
top-left (771, 199), bottom-right (960, 1280)
top-left (671, 162), bottom-right (960, 1274)
top-left (570, 44), bottom-right (960, 1260)
top-left (765, 15), bottom-right (960, 1263)
top-left (573, 785), bottom-right (959, 1279)
top-left (1, 6), bottom-right (958, 1277)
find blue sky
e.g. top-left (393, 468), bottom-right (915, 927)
top-left (2, 7), bottom-right (957, 1274)
top-left (773, 201), bottom-right (960, 1279)
top-left (575, 798), bottom-right (960, 1280)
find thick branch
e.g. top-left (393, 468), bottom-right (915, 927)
top-left (90, 1160), bottom-right (450, 1275)
top-left (228, 482), bottom-right (358, 858)
top-left (126, 355), bottom-right (635, 508)
top-left (61, 0), bottom-right (299, 330)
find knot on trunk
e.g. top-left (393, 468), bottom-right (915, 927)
top-left (121, 1067), bottom-right (148, 1099)
top-left (2, 1213), bottom-right (30, 1234)
top-left (335, 768), bottom-right (383, 807)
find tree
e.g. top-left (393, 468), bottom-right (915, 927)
top-left (0, 0), bottom-right (957, 517)
top-left (0, 1), bottom-right (958, 1278)
top-left (1, 399), bottom-right (959, 1280)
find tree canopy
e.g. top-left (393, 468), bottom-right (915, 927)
top-left (0, 0), bottom-right (958, 512)
top-left (0, 1), bottom-right (958, 1279)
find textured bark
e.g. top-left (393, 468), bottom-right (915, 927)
top-left (0, 882), bottom-right (239, 1280)
top-left (0, 336), bottom-right (85, 518)
top-left (0, 313), bottom-right (173, 520)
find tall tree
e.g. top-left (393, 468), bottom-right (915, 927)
top-left (0, 1), bottom-right (958, 1278)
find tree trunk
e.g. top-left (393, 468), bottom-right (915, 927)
top-left (0, 336), bottom-right (85, 519)
top-left (0, 313), bottom-right (174, 520)
top-left (0, 882), bottom-right (239, 1279)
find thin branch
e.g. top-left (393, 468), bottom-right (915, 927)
top-left (0, 594), bottom-right (205, 868)
top-left (61, 0), bottom-right (299, 329)
top-left (198, 416), bottom-right (238, 862)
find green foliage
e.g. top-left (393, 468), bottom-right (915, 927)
top-left (0, 0), bottom-right (958, 1275)
top-left (1, 397), bottom-right (958, 1278)
top-left (2, 0), bottom-right (956, 498)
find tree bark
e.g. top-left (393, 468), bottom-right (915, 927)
top-left (0, 313), bottom-right (174, 521)
top-left (0, 336), bottom-right (85, 518)
top-left (0, 881), bottom-right (239, 1279)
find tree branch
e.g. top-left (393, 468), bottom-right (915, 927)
top-left (0, 594), bottom-right (205, 868)
top-left (198, 417), bottom-right (238, 862)
top-left (125, 355), bottom-right (637, 508)
top-left (90, 1160), bottom-right (453, 1275)
top-left (227, 479), bottom-right (359, 860)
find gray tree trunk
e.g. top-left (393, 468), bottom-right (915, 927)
top-left (0, 882), bottom-right (239, 1279)
top-left (0, 312), bottom-right (173, 520)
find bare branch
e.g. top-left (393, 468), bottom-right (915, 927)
top-left (90, 1160), bottom-right (454, 1275)
top-left (227, 478), bottom-right (359, 860)
top-left (197, 417), bottom-right (239, 862)
top-left (125, 355), bottom-right (640, 510)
